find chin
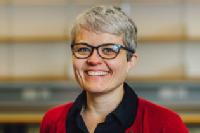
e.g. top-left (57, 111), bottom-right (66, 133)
top-left (83, 84), bottom-right (108, 94)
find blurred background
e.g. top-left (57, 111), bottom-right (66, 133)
top-left (0, 0), bottom-right (200, 132)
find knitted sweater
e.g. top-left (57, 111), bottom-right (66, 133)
top-left (40, 98), bottom-right (189, 133)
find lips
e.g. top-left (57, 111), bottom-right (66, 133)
top-left (86, 70), bottom-right (109, 76)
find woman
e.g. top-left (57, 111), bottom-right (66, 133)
top-left (40, 6), bottom-right (188, 133)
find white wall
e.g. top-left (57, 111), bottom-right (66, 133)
top-left (0, 0), bottom-right (200, 80)
top-left (1, 42), bottom-right (200, 80)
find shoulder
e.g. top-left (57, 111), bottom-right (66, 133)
top-left (40, 102), bottom-right (74, 133)
top-left (45, 102), bottom-right (73, 115)
top-left (136, 98), bottom-right (189, 132)
top-left (138, 98), bottom-right (178, 118)
top-left (43, 102), bottom-right (73, 122)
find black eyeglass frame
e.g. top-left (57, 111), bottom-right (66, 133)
top-left (71, 42), bottom-right (135, 59)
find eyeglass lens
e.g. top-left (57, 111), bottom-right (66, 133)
top-left (71, 43), bottom-right (132, 59)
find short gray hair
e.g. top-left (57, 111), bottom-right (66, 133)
top-left (71, 6), bottom-right (137, 60)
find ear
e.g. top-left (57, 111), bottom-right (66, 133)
top-left (127, 53), bottom-right (138, 72)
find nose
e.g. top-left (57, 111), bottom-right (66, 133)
top-left (87, 49), bottom-right (102, 65)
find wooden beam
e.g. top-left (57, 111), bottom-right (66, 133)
top-left (181, 113), bottom-right (200, 124)
top-left (0, 112), bottom-right (199, 124)
top-left (0, 113), bottom-right (43, 124)
top-left (0, 32), bottom-right (200, 43)
top-left (0, 35), bottom-right (69, 43)
top-left (0, 76), bottom-right (68, 82)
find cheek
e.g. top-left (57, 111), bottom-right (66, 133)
top-left (108, 59), bottom-right (128, 76)
top-left (72, 59), bottom-right (84, 77)
top-left (73, 58), bottom-right (83, 70)
top-left (72, 60), bottom-right (85, 83)
top-left (72, 61), bottom-right (78, 70)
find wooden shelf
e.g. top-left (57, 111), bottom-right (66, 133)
top-left (0, 113), bottom-right (43, 124)
top-left (181, 113), bottom-right (200, 124)
top-left (0, 35), bottom-right (69, 43)
top-left (1, 35), bottom-right (200, 43)
top-left (0, 112), bottom-right (199, 124)
top-left (2, 0), bottom-right (199, 7)
top-left (0, 76), bottom-right (68, 82)
top-left (1, 75), bottom-right (200, 82)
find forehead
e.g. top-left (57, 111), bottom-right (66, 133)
top-left (75, 28), bottom-right (123, 46)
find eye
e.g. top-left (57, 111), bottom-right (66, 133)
top-left (77, 47), bottom-right (90, 52)
top-left (102, 47), bottom-right (118, 55)
top-left (73, 45), bottom-right (91, 55)
top-left (77, 48), bottom-right (91, 55)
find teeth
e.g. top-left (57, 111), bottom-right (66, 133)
top-left (87, 71), bottom-right (108, 76)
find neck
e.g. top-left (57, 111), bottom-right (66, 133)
top-left (84, 84), bottom-right (124, 116)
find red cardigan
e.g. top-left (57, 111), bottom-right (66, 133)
top-left (40, 98), bottom-right (189, 133)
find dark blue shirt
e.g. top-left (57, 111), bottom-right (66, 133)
top-left (66, 82), bottom-right (138, 133)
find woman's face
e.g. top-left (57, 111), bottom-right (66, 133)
top-left (72, 28), bottom-right (137, 94)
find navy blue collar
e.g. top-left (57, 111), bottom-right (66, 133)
top-left (67, 82), bottom-right (138, 132)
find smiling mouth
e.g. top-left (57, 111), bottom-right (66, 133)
top-left (86, 71), bottom-right (109, 76)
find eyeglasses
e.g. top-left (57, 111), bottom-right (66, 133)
top-left (71, 42), bottom-right (135, 59)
